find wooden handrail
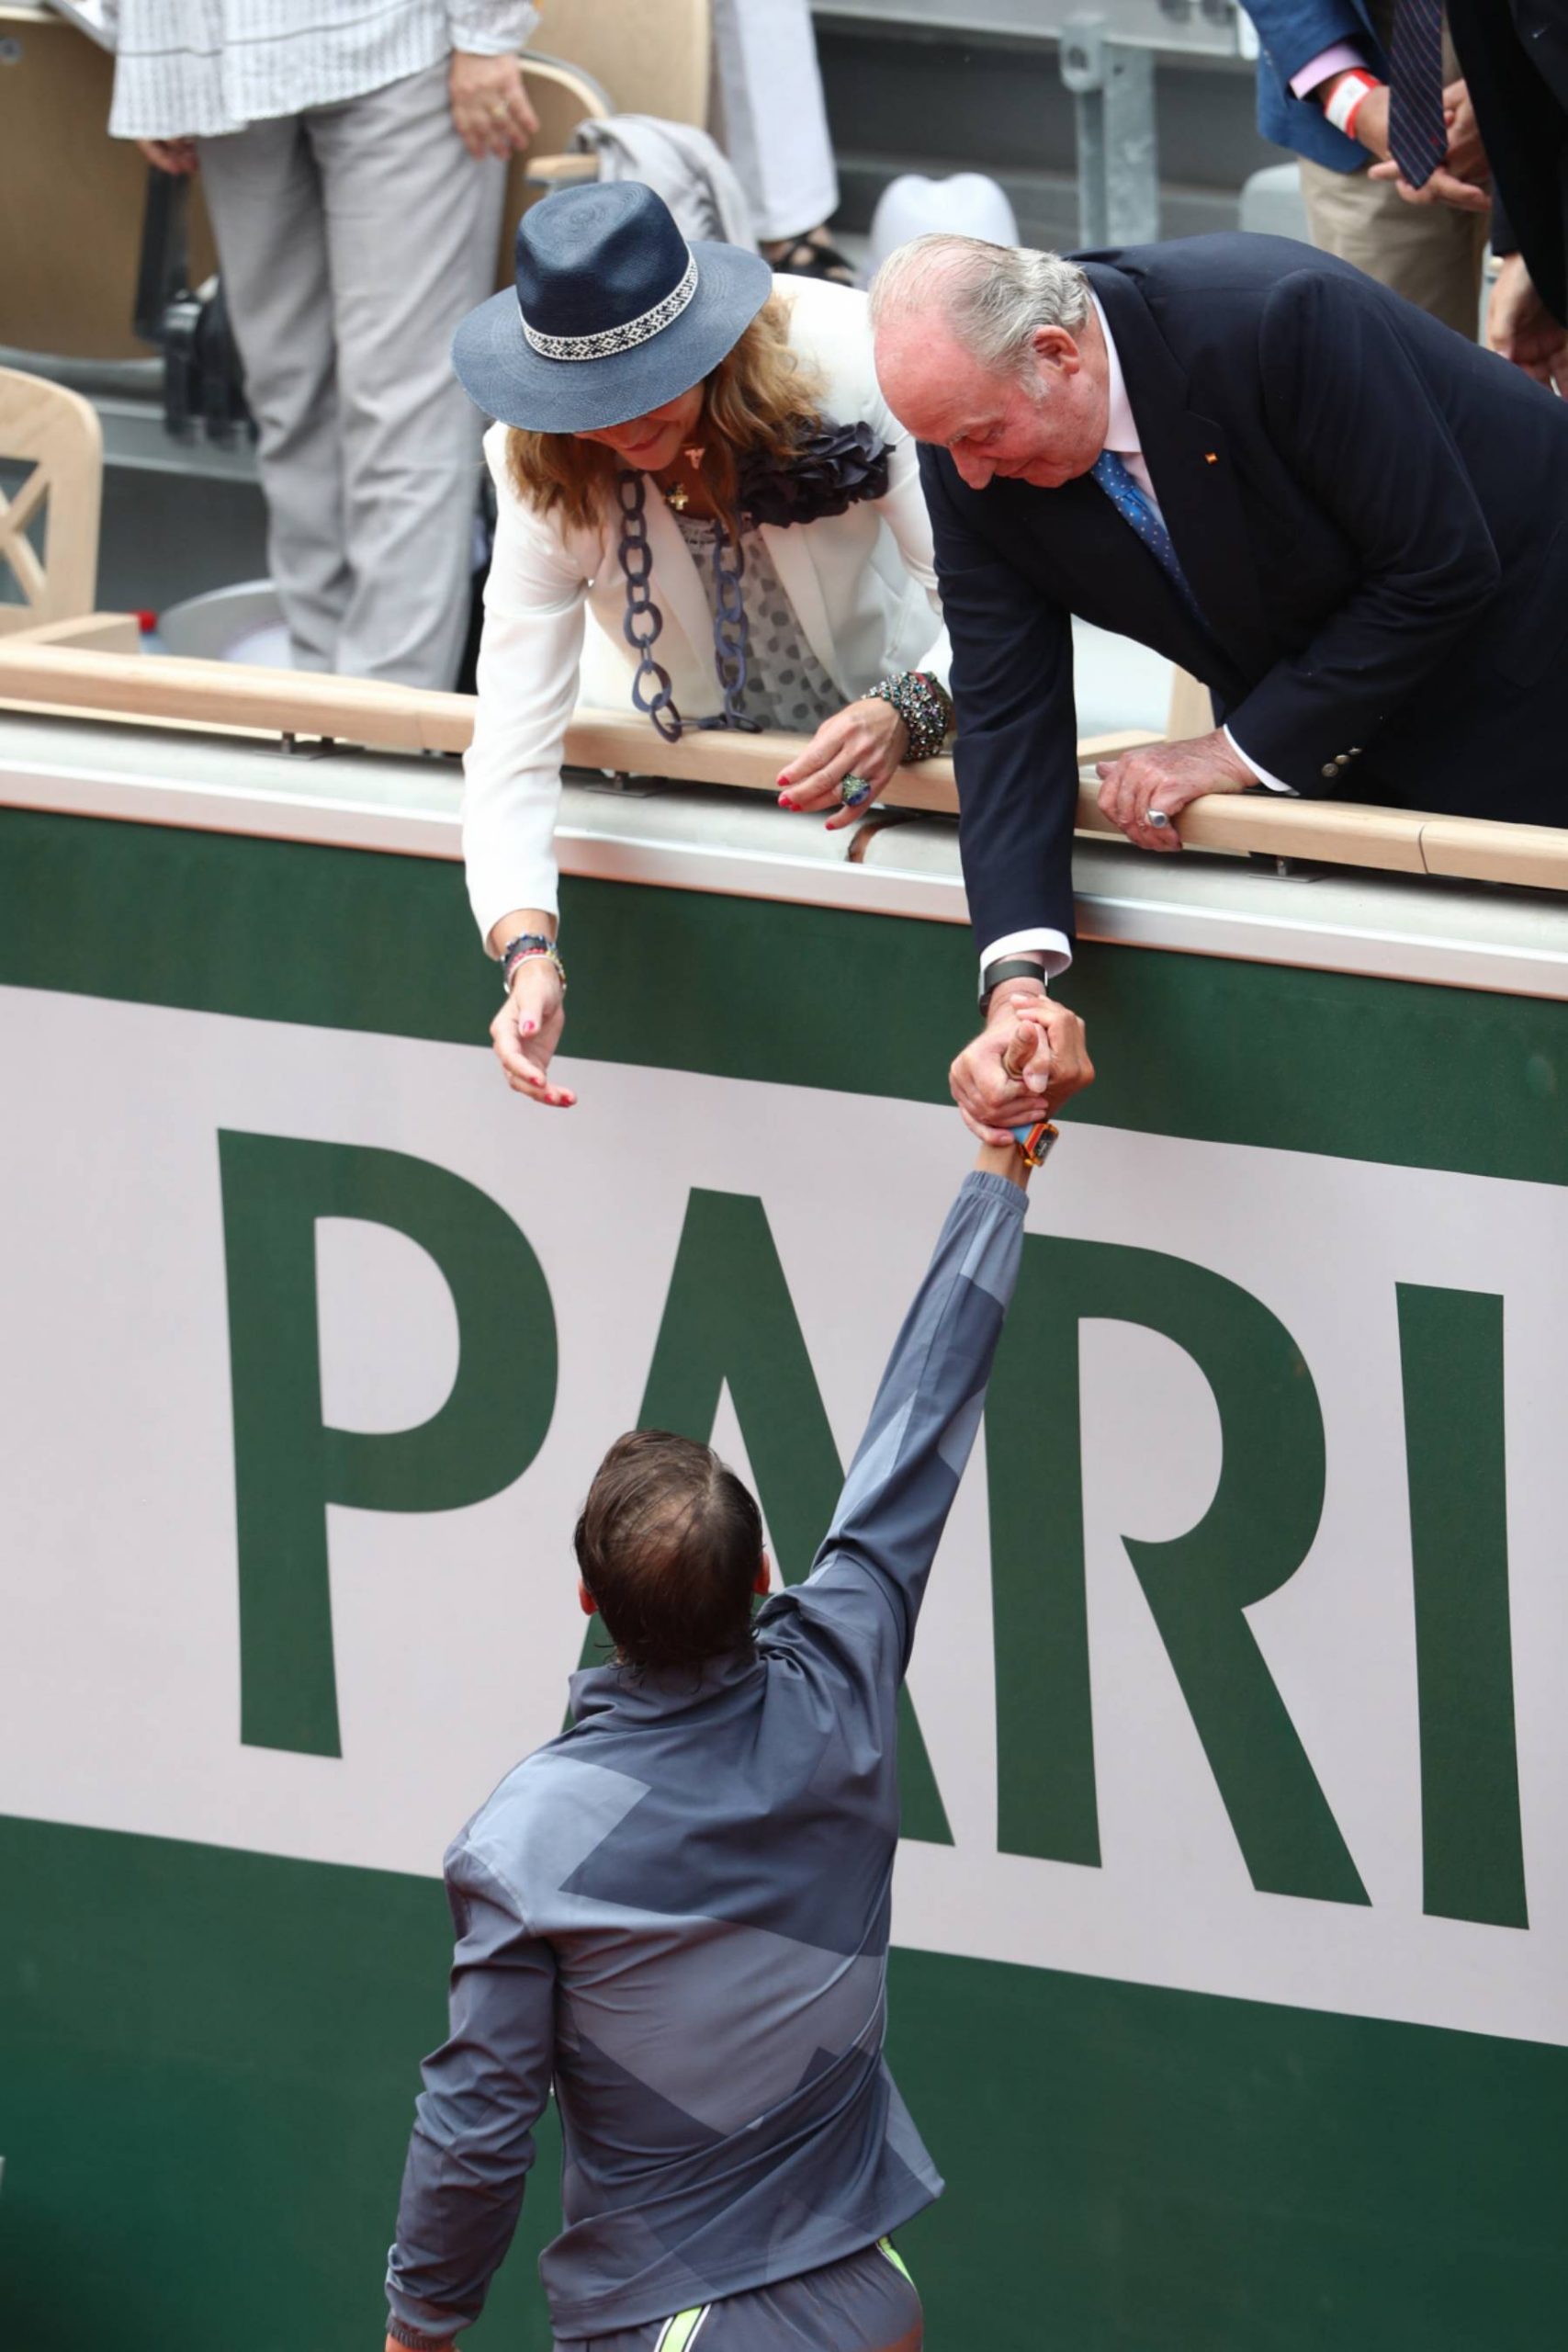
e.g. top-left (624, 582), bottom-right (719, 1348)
top-left (2, 639), bottom-right (1566, 895)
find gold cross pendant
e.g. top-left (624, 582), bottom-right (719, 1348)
top-left (665, 481), bottom-right (690, 512)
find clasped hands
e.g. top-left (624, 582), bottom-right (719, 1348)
top-left (950, 987), bottom-right (1094, 1148)
top-left (1366, 78), bottom-right (1490, 214)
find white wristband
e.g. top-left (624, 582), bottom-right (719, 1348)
top-left (1323, 70), bottom-right (1380, 140)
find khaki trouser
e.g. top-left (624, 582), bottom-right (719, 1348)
top-left (1298, 6), bottom-right (1487, 343)
top-left (1299, 155), bottom-right (1489, 340)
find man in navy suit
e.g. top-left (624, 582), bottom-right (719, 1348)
top-left (870, 231), bottom-right (1568, 1141)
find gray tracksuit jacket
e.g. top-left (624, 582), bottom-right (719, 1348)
top-left (387, 1169), bottom-right (1026, 2343)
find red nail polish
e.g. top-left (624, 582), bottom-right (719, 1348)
top-left (779, 794), bottom-right (795, 810)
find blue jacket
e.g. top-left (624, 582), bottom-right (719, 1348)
top-left (1243, 0), bottom-right (1387, 170)
top-left (387, 1170), bottom-right (1027, 2343)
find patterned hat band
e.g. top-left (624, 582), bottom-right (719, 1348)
top-left (520, 250), bottom-right (700, 363)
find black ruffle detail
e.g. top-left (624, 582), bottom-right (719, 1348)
top-left (736, 416), bottom-right (892, 529)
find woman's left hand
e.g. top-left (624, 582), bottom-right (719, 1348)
top-left (776, 699), bottom-right (909, 831)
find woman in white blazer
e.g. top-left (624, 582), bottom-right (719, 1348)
top-left (451, 179), bottom-right (951, 1107)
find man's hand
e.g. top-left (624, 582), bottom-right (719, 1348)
top-left (1488, 254), bottom-right (1568, 393)
top-left (1368, 79), bottom-right (1490, 211)
top-left (138, 137), bottom-right (199, 175)
top-left (1094, 726), bottom-right (1256, 852)
top-left (777, 697), bottom-right (908, 831)
top-left (1437, 79), bottom-right (1488, 185)
top-left (950, 987), bottom-right (1093, 1148)
top-left (490, 956), bottom-right (574, 1106)
top-left (449, 51), bottom-right (539, 160)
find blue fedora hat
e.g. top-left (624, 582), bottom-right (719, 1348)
top-left (454, 181), bottom-right (774, 434)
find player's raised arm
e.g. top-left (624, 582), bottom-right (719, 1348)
top-left (796, 1001), bottom-right (1075, 1674)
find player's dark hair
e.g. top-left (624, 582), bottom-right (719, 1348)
top-left (574, 1430), bottom-right (764, 1672)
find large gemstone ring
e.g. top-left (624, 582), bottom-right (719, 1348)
top-left (840, 775), bottom-right (874, 808)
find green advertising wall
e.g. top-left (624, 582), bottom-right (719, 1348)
top-left (2, 806), bottom-right (1566, 2351)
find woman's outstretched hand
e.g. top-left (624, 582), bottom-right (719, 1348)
top-left (490, 956), bottom-right (574, 1106)
top-left (776, 697), bottom-right (908, 831)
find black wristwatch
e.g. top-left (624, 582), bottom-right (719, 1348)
top-left (979, 956), bottom-right (1048, 1014)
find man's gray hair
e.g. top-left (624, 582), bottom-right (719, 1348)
top-left (869, 234), bottom-right (1091, 377)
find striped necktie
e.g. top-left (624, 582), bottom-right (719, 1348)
top-left (1388, 0), bottom-right (1447, 189)
top-left (1089, 447), bottom-right (1205, 627)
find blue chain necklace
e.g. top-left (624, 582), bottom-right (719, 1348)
top-left (615, 469), bottom-right (760, 740)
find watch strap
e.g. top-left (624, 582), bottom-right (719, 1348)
top-left (979, 955), bottom-right (1048, 1012)
top-left (1013, 1119), bottom-right (1059, 1167)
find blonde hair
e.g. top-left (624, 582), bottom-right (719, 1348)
top-left (504, 295), bottom-right (824, 534)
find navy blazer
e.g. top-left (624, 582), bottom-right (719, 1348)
top-left (919, 234), bottom-right (1568, 962)
top-left (1241, 0), bottom-right (1385, 171)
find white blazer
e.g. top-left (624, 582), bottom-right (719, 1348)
top-left (462, 274), bottom-right (948, 947)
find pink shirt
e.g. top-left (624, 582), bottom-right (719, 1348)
top-left (1290, 40), bottom-right (1371, 98)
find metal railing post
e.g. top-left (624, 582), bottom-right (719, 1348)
top-left (1060, 15), bottom-right (1160, 247)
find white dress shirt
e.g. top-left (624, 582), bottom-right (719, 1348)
top-left (978, 290), bottom-right (1290, 992)
top-left (105, 0), bottom-right (537, 140)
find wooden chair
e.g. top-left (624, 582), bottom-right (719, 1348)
top-left (528, 0), bottom-right (710, 126)
top-left (497, 0), bottom-right (715, 261)
top-left (0, 367), bottom-right (104, 635)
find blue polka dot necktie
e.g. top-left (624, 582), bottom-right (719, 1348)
top-left (1089, 447), bottom-right (1205, 628)
top-left (1388, 0), bottom-right (1446, 190)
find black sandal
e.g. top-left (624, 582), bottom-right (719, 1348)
top-left (764, 236), bottom-right (858, 288)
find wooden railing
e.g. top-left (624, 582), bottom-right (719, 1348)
top-left (2, 635), bottom-right (1566, 893)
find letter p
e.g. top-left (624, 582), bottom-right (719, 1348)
top-left (218, 1132), bottom-right (557, 1757)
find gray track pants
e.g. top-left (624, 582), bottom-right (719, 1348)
top-left (555, 2240), bottom-right (923, 2351)
top-left (197, 60), bottom-right (505, 688)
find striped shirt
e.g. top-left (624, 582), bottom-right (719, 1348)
top-left (103, 0), bottom-right (538, 140)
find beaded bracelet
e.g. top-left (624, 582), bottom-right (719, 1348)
top-left (865, 669), bottom-right (953, 763)
top-left (500, 932), bottom-right (567, 997)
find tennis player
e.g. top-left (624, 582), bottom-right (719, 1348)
top-left (383, 1001), bottom-right (1075, 2351)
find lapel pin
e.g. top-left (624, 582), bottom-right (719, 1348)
top-left (1204, 451), bottom-right (1218, 465)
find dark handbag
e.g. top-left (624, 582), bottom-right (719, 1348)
top-left (133, 166), bottom-right (252, 445)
